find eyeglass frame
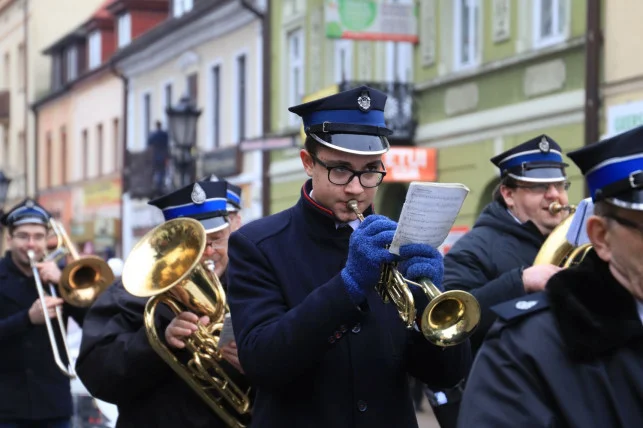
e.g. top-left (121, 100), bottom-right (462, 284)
top-left (310, 153), bottom-right (387, 188)
top-left (514, 181), bottom-right (571, 193)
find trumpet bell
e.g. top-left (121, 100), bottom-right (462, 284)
top-left (59, 256), bottom-right (115, 307)
top-left (420, 290), bottom-right (481, 347)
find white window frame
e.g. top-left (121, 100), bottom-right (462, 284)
top-left (88, 31), bottom-right (102, 69)
top-left (453, 0), bottom-right (481, 71)
top-left (385, 41), bottom-right (413, 83)
top-left (66, 47), bottom-right (77, 82)
top-left (334, 39), bottom-right (353, 84)
top-left (117, 13), bottom-right (132, 48)
top-left (173, 0), bottom-right (194, 18)
top-left (533, 0), bottom-right (567, 49)
top-left (232, 51), bottom-right (248, 145)
top-left (287, 27), bottom-right (304, 127)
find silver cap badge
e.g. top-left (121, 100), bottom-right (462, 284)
top-left (538, 137), bottom-right (550, 153)
top-left (357, 93), bottom-right (371, 112)
top-left (191, 183), bottom-right (206, 204)
top-left (515, 300), bottom-right (538, 310)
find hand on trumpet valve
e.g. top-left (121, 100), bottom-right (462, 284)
top-left (28, 296), bottom-right (64, 325)
top-left (397, 244), bottom-right (445, 290)
top-left (165, 312), bottom-right (210, 349)
top-left (35, 260), bottom-right (62, 285)
top-left (341, 215), bottom-right (398, 305)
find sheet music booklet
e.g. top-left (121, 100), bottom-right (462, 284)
top-left (389, 181), bottom-right (470, 255)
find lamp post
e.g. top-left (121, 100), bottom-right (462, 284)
top-left (0, 171), bottom-right (12, 254)
top-left (166, 96), bottom-right (202, 189)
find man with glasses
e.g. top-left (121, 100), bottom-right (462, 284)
top-left (76, 180), bottom-right (248, 427)
top-left (427, 136), bottom-right (570, 428)
top-left (226, 86), bottom-right (471, 427)
top-left (0, 199), bottom-right (86, 428)
top-left (457, 124), bottom-right (643, 427)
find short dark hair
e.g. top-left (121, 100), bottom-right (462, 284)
top-left (493, 176), bottom-right (519, 208)
top-left (304, 136), bottom-right (322, 158)
top-left (593, 200), bottom-right (616, 218)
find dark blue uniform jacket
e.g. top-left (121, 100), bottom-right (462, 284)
top-left (0, 252), bottom-right (86, 421)
top-left (443, 200), bottom-right (547, 355)
top-left (227, 180), bottom-right (471, 428)
top-left (459, 249), bottom-right (643, 427)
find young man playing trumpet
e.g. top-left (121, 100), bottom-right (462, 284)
top-left (0, 199), bottom-right (86, 428)
top-left (226, 85), bottom-right (471, 427)
top-left (76, 180), bottom-right (246, 427)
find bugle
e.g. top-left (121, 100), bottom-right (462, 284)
top-left (347, 200), bottom-right (480, 347)
top-left (122, 218), bottom-right (251, 428)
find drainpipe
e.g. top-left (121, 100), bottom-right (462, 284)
top-left (584, 0), bottom-right (601, 197)
top-left (240, 0), bottom-right (271, 217)
top-left (110, 60), bottom-right (128, 257)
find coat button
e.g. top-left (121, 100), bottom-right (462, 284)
top-left (357, 400), bottom-right (368, 412)
top-left (328, 336), bottom-right (336, 344)
top-left (339, 325), bottom-right (348, 333)
top-left (334, 331), bottom-right (342, 339)
top-left (351, 323), bottom-right (361, 334)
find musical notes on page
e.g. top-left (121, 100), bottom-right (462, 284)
top-left (389, 182), bottom-right (469, 255)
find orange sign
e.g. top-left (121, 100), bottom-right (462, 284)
top-left (382, 147), bottom-right (437, 182)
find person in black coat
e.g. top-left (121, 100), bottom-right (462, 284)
top-left (428, 135), bottom-right (572, 427)
top-left (226, 86), bottom-right (471, 428)
top-left (76, 180), bottom-right (247, 428)
top-left (0, 199), bottom-right (86, 428)
top-left (458, 123), bottom-right (643, 427)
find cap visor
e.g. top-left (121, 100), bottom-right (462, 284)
top-left (606, 190), bottom-right (643, 211)
top-left (310, 133), bottom-right (389, 155)
top-left (509, 166), bottom-right (567, 183)
top-left (200, 216), bottom-right (229, 233)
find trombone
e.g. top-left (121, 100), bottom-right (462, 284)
top-left (26, 219), bottom-right (115, 378)
top-left (122, 218), bottom-right (251, 428)
top-left (347, 200), bottom-right (480, 347)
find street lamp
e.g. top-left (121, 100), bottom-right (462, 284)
top-left (0, 171), bottom-right (12, 254)
top-left (166, 96), bottom-right (202, 189)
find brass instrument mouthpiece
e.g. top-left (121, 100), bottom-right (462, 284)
top-left (347, 200), bottom-right (364, 222)
top-left (549, 202), bottom-right (576, 215)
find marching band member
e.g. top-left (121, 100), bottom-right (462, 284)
top-left (76, 181), bottom-right (245, 428)
top-left (428, 137), bottom-right (571, 427)
top-left (226, 86), bottom-right (471, 428)
top-left (458, 123), bottom-right (643, 427)
top-left (0, 200), bottom-right (86, 428)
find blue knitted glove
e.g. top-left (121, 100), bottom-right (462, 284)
top-left (397, 243), bottom-right (444, 291)
top-left (341, 215), bottom-right (398, 304)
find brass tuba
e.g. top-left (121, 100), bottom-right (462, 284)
top-left (534, 202), bottom-right (593, 268)
top-left (122, 218), bottom-right (251, 428)
top-left (347, 201), bottom-right (480, 347)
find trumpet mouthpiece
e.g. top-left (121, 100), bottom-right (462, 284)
top-left (347, 200), bottom-right (364, 222)
top-left (549, 202), bottom-right (576, 215)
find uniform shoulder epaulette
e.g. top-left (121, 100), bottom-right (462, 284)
top-left (490, 291), bottom-right (550, 324)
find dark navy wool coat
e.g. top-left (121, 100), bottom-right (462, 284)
top-left (459, 250), bottom-right (643, 427)
top-left (227, 180), bottom-right (471, 428)
top-left (0, 252), bottom-right (86, 421)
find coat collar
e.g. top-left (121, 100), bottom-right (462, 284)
top-left (0, 251), bottom-right (37, 306)
top-left (547, 249), bottom-right (643, 361)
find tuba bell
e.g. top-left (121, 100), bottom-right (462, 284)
top-left (122, 218), bottom-right (251, 428)
top-left (534, 202), bottom-right (593, 268)
top-left (347, 201), bottom-right (480, 347)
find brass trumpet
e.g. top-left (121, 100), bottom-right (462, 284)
top-left (347, 201), bottom-right (480, 347)
top-left (548, 202), bottom-right (576, 215)
top-left (123, 218), bottom-right (251, 428)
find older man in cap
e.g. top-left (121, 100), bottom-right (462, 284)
top-left (76, 180), bottom-right (247, 428)
top-left (457, 125), bottom-right (643, 427)
top-left (204, 174), bottom-right (243, 231)
top-left (0, 199), bottom-right (86, 428)
top-left (226, 85), bottom-right (471, 428)
top-left (426, 135), bottom-right (572, 427)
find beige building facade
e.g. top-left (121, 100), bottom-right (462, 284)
top-left (0, 0), bottom-right (105, 207)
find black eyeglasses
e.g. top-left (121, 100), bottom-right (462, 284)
top-left (515, 181), bottom-right (571, 194)
top-left (604, 213), bottom-right (643, 236)
top-left (310, 154), bottom-right (387, 188)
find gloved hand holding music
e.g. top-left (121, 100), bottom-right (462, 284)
top-left (341, 215), bottom-right (398, 305)
top-left (397, 243), bottom-right (444, 291)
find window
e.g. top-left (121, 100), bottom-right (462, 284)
top-left (17, 44), bottom-right (25, 91)
top-left (334, 40), bottom-right (353, 84)
top-left (3, 52), bottom-right (9, 89)
top-left (97, 124), bottom-right (104, 176)
top-left (61, 127), bottom-right (67, 183)
top-left (454, 0), bottom-right (480, 70)
top-left (117, 13), bottom-right (132, 48)
top-left (51, 54), bottom-right (62, 90)
top-left (173, 0), bottom-right (194, 18)
top-left (237, 55), bottom-right (246, 143)
top-left (81, 129), bottom-right (89, 179)
top-left (287, 28), bottom-right (304, 126)
top-left (165, 83), bottom-right (172, 109)
top-left (46, 132), bottom-right (53, 187)
top-left (211, 65), bottom-right (220, 148)
top-left (533, 0), bottom-right (566, 48)
top-left (88, 31), bottom-right (102, 69)
top-left (66, 47), bottom-right (78, 82)
top-left (187, 73), bottom-right (198, 105)
top-left (113, 119), bottom-right (121, 171)
top-left (143, 93), bottom-right (151, 141)
top-left (385, 41), bottom-right (413, 82)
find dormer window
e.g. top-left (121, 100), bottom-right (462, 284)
top-left (173, 0), bottom-right (194, 18)
top-left (117, 13), bottom-right (131, 48)
top-left (66, 47), bottom-right (78, 82)
top-left (88, 30), bottom-right (102, 69)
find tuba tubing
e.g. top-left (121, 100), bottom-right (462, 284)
top-left (346, 200), bottom-right (480, 347)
